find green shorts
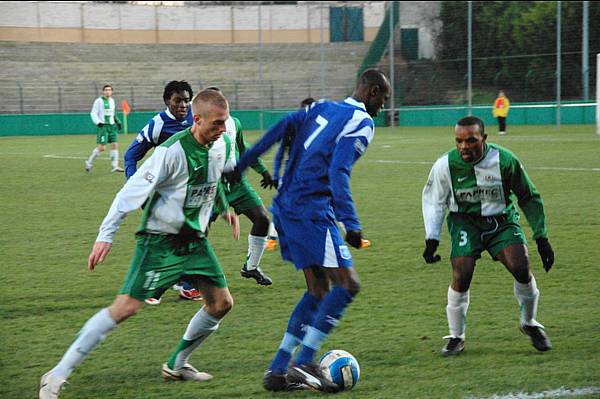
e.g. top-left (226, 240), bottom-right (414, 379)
top-left (96, 124), bottom-right (119, 144)
top-left (119, 233), bottom-right (227, 301)
top-left (225, 177), bottom-right (263, 214)
top-left (447, 213), bottom-right (527, 260)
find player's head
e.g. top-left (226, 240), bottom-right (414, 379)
top-left (191, 89), bottom-right (229, 145)
top-left (300, 97), bottom-right (315, 108)
top-left (498, 90), bottom-right (505, 97)
top-left (354, 69), bottom-right (391, 117)
top-left (454, 116), bottom-right (487, 163)
top-left (102, 84), bottom-right (113, 98)
top-left (163, 80), bottom-right (193, 120)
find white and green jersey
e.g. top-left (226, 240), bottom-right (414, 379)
top-left (422, 143), bottom-right (547, 241)
top-left (90, 96), bottom-right (117, 125)
top-left (224, 116), bottom-right (268, 175)
top-left (97, 128), bottom-right (235, 243)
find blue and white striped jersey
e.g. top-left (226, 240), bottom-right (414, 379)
top-left (124, 108), bottom-right (193, 179)
top-left (237, 97), bottom-right (374, 231)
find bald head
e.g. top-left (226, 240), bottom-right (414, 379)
top-left (192, 89), bottom-right (229, 118)
top-left (354, 69), bottom-right (391, 117)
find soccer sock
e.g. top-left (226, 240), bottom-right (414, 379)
top-left (267, 222), bottom-right (278, 240)
top-left (87, 147), bottom-right (101, 165)
top-left (514, 275), bottom-right (542, 327)
top-left (446, 286), bottom-right (469, 339)
top-left (110, 149), bottom-right (119, 168)
top-left (270, 292), bottom-right (320, 374)
top-left (167, 307), bottom-right (220, 370)
top-left (244, 234), bottom-right (267, 270)
top-left (51, 308), bottom-right (117, 379)
top-left (295, 287), bottom-right (354, 365)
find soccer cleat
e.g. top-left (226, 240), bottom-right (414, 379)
top-left (85, 161), bottom-right (92, 172)
top-left (111, 166), bottom-right (124, 172)
top-left (498, 131), bottom-right (506, 135)
top-left (39, 372), bottom-right (67, 399)
top-left (262, 370), bottom-right (308, 392)
top-left (144, 297), bottom-right (161, 306)
top-left (360, 239), bottom-right (372, 248)
top-left (520, 324), bottom-right (552, 352)
top-left (161, 363), bottom-right (213, 382)
top-left (287, 363), bottom-right (340, 393)
top-left (442, 336), bottom-right (465, 356)
top-left (241, 264), bottom-right (272, 286)
top-left (179, 288), bottom-right (203, 301)
top-left (266, 239), bottom-right (278, 251)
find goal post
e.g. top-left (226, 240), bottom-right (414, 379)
top-left (597, 53), bottom-right (600, 135)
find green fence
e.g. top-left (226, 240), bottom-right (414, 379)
top-left (0, 103), bottom-right (593, 137)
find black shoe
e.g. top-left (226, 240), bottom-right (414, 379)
top-left (262, 370), bottom-right (308, 392)
top-left (520, 324), bottom-right (552, 352)
top-left (442, 336), bottom-right (465, 356)
top-left (287, 363), bottom-right (340, 393)
top-left (240, 264), bottom-right (272, 286)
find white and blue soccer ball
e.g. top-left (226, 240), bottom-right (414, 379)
top-left (319, 349), bottom-right (360, 390)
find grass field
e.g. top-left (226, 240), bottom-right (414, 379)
top-left (1, 125), bottom-right (599, 399)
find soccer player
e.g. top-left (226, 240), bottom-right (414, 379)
top-left (421, 115), bottom-right (555, 356)
top-left (123, 80), bottom-right (199, 304)
top-left (39, 89), bottom-right (240, 399)
top-left (228, 69), bottom-right (390, 392)
top-left (86, 84), bottom-right (124, 172)
top-left (206, 87), bottom-right (275, 286)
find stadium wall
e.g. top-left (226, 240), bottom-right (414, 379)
top-left (0, 103), bottom-right (593, 137)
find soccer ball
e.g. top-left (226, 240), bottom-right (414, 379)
top-left (319, 349), bottom-right (360, 390)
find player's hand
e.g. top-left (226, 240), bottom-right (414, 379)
top-left (260, 171), bottom-right (275, 189)
top-left (223, 211), bottom-right (240, 240)
top-left (536, 238), bottom-right (554, 272)
top-left (423, 239), bottom-right (441, 263)
top-left (117, 122), bottom-right (122, 131)
top-left (97, 122), bottom-right (104, 128)
top-left (345, 230), bottom-right (363, 249)
top-left (88, 241), bottom-right (112, 271)
top-left (223, 167), bottom-right (241, 184)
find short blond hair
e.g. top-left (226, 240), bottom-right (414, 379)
top-left (192, 89), bottom-right (229, 117)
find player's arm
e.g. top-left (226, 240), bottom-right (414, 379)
top-left (330, 121), bottom-right (374, 248)
top-left (236, 109), bottom-right (305, 174)
top-left (124, 127), bottom-right (155, 179)
top-left (421, 157), bottom-right (451, 263)
top-left (90, 148), bottom-right (170, 270)
top-left (90, 98), bottom-right (103, 126)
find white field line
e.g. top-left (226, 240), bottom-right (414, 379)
top-left (42, 154), bottom-right (600, 172)
top-left (467, 386), bottom-right (600, 399)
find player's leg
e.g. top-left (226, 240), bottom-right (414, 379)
top-left (266, 221), bottom-right (278, 251)
top-left (443, 256), bottom-right (475, 356)
top-left (108, 128), bottom-right (123, 172)
top-left (85, 129), bottom-right (106, 172)
top-left (163, 239), bottom-right (231, 381)
top-left (240, 204), bottom-right (271, 284)
top-left (496, 242), bottom-right (551, 351)
top-left (40, 295), bottom-right (142, 399)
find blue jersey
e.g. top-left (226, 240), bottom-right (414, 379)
top-left (124, 108), bottom-right (193, 179)
top-left (237, 97), bottom-right (374, 232)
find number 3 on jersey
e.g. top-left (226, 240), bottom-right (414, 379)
top-left (459, 230), bottom-right (468, 247)
top-left (304, 115), bottom-right (328, 149)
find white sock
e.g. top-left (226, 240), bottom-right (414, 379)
top-left (514, 276), bottom-right (543, 327)
top-left (110, 149), bottom-right (119, 169)
top-left (87, 148), bottom-right (101, 165)
top-left (245, 234), bottom-right (267, 270)
top-left (51, 308), bottom-right (117, 379)
top-left (267, 222), bottom-right (278, 240)
top-left (171, 307), bottom-right (221, 369)
top-left (446, 286), bottom-right (469, 339)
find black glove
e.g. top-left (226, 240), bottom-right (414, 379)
top-left (423, 239), bottom-right (441, 263)
top-left (536, 238), bottom-right (554, 272)
top-left (97, 122), bottom-right (104, 127)
top-left (345, 230), bottom-right (363, 249)
top-left (260, 171), bottom-right (275, 189)
top-left (117, 122), bottom-right (122, 131)
top-left (223, 167), bottom-right (241, 184)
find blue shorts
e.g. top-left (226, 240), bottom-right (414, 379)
top-left (273, 212), bottom-right (353, 270)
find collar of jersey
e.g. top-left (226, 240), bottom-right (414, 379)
top-left (164, 108), bottom-right (176, 120)
top-left (344, 97), bottom-right (366, 111)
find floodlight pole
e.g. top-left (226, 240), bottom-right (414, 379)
top-left (467, 1), bottom-right (472, 115)
top-left (320, 4), bottom-right (325, 99)
top-left (596, 53), bottom-right (600, 135)
top-left (389, 1), bottom-right (395, 128)
top-left (258, 3), bottom-right (264, 131)
top-left (582, 1), bottom-right (589, 101)
top-left (556, 1), bottom-right (561, 130)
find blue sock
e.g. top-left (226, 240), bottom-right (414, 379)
top-left (270, 292), bottom-right (320, 374)
top-left (295, 287), bottom-right (354, 365)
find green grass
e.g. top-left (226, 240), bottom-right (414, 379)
top-left (1, 125), bottom-right (599, 399)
